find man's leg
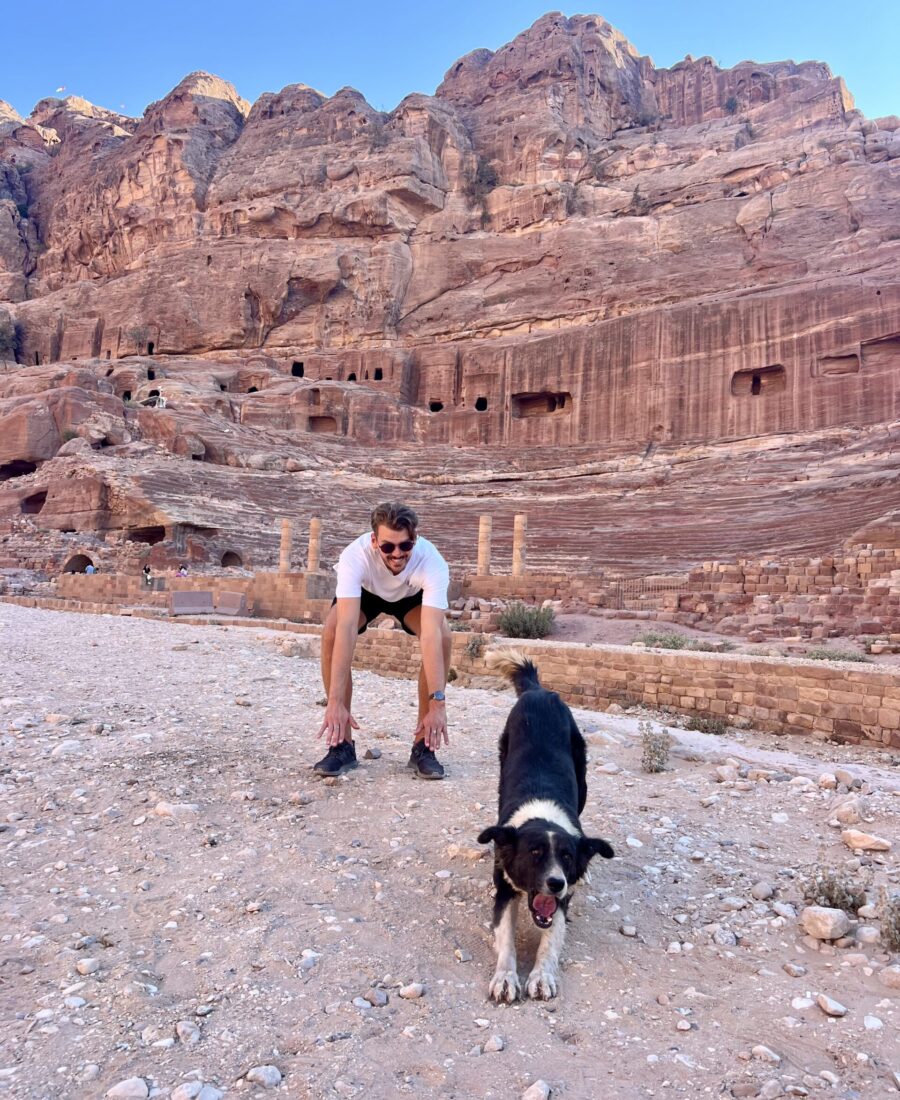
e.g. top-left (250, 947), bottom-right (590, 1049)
top-left (401, 605), bottom-right (451, 779)
top-left (313, 603), bottom-right (366, 777)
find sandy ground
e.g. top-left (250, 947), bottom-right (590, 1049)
top-left (1, 603), bottom-right (899, 1100)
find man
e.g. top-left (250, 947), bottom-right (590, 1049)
top-left (314, 502), bottom-right (452, 780)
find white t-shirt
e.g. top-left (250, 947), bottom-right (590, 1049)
top-left (334, 533), bottom-right (449, 609)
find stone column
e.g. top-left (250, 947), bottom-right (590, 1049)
top-left (512, 513), bottom-right (527, 576)
top-left (278, 518), bottom-right (292, 574)
top-left (476, 515), bottom-right (492, 576)
top-left (307, 517), bottom-right (322, 573)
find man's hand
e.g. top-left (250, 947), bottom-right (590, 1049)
top-left (317, 701), bottom-right (360, 747)
top-left (415, 701), bottom-right (449, 751)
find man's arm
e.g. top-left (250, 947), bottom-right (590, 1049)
top-left (415, 605), bottom-right (449, 749)
top-left (318, 596), bottom-right (361, 746)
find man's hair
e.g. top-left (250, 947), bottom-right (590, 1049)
top-left (371, 502), bottom-right (419, 537)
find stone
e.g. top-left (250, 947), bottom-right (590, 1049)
top-left (877, 965), bottom-right (900, 990)
top-left (106, 1080), bottom-right (149, 1099)
top-left (816, 993), bottom-right (847, 1017)
top-left (398, 983), bottom-right (425, 999)
top-left (841, 829), bottom-right (891, 851)
top-left (800, 906), bottom-right (851, 940)
top-left (483, 1034), bottom-right (505, 1052)
top-left (522, 1083), bottom-right (552, 1100)
top-left (245, 1065), bottom-right (282, 1088)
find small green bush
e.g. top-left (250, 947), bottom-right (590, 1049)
top-left (638, 630), bottom-right (689, 650)
top-left (467, 156), bottom-right (499, 204)
top-left (805, 649), bottom-right (871, 664)
top-left (686, 715), bottom-right (728, 736)
top-left (497, 601), bottom-right (554, 640)
top-left (640, 720), bottom-right (671, 773)
top-left (464, 634), bottom-right (486, 659)
top-left (61, 429), bottom-right (78, 442)
top-left (724, 96), bottom-right (739, 114)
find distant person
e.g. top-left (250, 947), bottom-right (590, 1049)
top-left (85, 563), bottom-right (95, 575)
top-left (142, 564), bottom-right (153, 588)
top-left (313, 502), bottom-right (451, 780)
top-left (177, 564), bottom-right (188, 577)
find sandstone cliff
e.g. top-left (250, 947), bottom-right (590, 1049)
top-left (0, 13), bottom-right (898, 574)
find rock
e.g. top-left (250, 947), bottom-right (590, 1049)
top-left (816, 993), bottom-right (847, 1017)
top-left (751, 1045), bottom-right (781, 1064)
top-left (715, 766), bottom-right (739, 783)
top-left (363, 988), bottom-right (388, 1007)
top-left (245, 1065), bottom-right (282, 1088)
top-left (818, 773), bottom-right (838, 789)
top-left (877, 965), bottom-right (900, 990)
top-left (751, 882), bottom-right (774, 901)
top-left (800, 906), bottom-right (851, 940)
top-left (522, 1082), bottom-right (552, 1100)
top-left (483, 1034), bottom-right (505, 1052)
top-left (841, 829), bottom-right (891, 851)
top-left (76, 958), bottom-right (101, 975)
top-left (106, 1079), bottom-right (149, 1099)
top-left (782, 962), bottom-right (806, 978)
top-left (175, 1019), bottom-right (201, 1044)
top-left (364, 747), bottom-right (382, 760)
top-left (399, 982), bottom-right (425, 999)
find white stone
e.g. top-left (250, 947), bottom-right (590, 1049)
top-left (522, 1083), bottom-right (551, 1100)
top-left (863, 1015), bottom-right (883, 1031)
top-left (483, 1035), bottom-right (505, 1052)
top-left (399, 982), bottom-right (425, 999)
top-left (800, 906), bottom-right (850, 940)
top-left (76, 958), bottom-right (100, 976)
top-left (245, 1065), bottom-right (282, 1088)
top-left (751, 1045), bottom-right (781, 1063)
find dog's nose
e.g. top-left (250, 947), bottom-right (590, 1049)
top-left (547, 877), bottom-right (565, 895)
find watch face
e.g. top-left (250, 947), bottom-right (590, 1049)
top-left (431, 691), bottom-right (446, 701)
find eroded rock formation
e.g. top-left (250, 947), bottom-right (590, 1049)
top-left (0, 13), bottom-right (898, 575)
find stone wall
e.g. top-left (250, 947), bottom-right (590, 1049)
top-left (352, 630), bottom-right (900, 748)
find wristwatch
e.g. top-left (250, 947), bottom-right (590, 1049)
top-left (429, 690), bottom-right (446, 702)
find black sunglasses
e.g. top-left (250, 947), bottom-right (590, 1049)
top-left (378, 539), bottom-right (416, 554)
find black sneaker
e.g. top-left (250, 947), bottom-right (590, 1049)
top-left (407, 740), bottom-right (445, 780)
top-left (313, 740), bottom-right (358, 777)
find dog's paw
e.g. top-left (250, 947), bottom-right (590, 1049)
top-left (489, 969), bottom-right (521, 1003)
top-left (526, 966), bottom-right (559, 1000)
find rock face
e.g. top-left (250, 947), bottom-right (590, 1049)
top-left (0, 13), bottom-right (898, 574)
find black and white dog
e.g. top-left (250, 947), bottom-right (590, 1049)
top-left (478, 649), bottom-right (615, 1001)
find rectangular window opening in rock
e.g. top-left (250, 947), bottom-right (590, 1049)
top-left (730, 365), bottom-right (786, 397)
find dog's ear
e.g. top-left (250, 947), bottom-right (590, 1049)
top-left (477, 825), bottom-right (517, 847)
top-left (578, 835), bottom-right (615, 867)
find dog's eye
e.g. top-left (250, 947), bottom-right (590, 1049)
top-left (530, 848), bottom-right (543, 859)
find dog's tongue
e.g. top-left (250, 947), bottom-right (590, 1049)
top-left (533, 894), bottom-right (558, 921)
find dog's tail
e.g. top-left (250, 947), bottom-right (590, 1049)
top-left (485, 647), bottom-right (541, 696)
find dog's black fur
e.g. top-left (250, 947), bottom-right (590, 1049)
top-left (478, 649), bottom-right (614, 1001)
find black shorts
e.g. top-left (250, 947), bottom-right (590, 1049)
top-left (332, 588), bottom-right (423, 635)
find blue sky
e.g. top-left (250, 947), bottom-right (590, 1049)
top-left (2, 1), bottom-right (897, 121)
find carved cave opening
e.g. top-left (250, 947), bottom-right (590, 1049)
top-left (347, 373), bottom-right (357, 382)
top-left (122, 390), bottom-right (132, 402)
top-left (0, 460), bottom-right (38, 481)
top-left (20, 490), bottom-right (47, 514)
top-left (127, 526), bottom-right (166, 545)
top-left (292, 362), bottom-right (304, 377)
top-left (475, 396), bottom-right (488, 411)
top-left (429, 401), bottom-right (444, 413)
top-left (816, 353), bottom-right (860, 376)
top-left (221, 551), bottom-right (243, 567)
top-left (147, 343), bottom-right (154, 356)
top-left (247, 386), bottom-right (259, 393)
top-left (511, 391), bottom-right (571, 418)
top-left (731, 365), bottom-right (786, 397)
top-left (308, 415), bottom-right (338, 434)
top-left (147, 368), bottom-right (156, 380)
top-left (373, 368), bottom-right (383, 381)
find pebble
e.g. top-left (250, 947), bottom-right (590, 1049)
top-left (76, 958), bottom-right (100, 976)
top-left (522, 1082), bottom-right (551, 1100)
top-left (751, 1045), bottom-right (781, 1064)
top-left (782, 963), bottom-right (806, 978)
top-left (483, 1034), bottom-right (505, 1052)
top-left (818, 773), bottom-right (837, 789)
top-left (863, 1015), bottom-right (883, 1030)
top-left (245, 1065), bottom-right (282, 1088)
top-left (751, 882), bottom-right (774, 900)
top-left (816, 993), bottom-right (847, 1017)
top-left (399, 983), bottom-right (425, 999)
top-left (106, 1079), bottom-right (149, 1099)
top-left (175, 1019), bottom-right (201, 1045)
top-left (364, 747), bottom-right (382, 759)
top-left (620, 925), bottom-right (637, 938)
